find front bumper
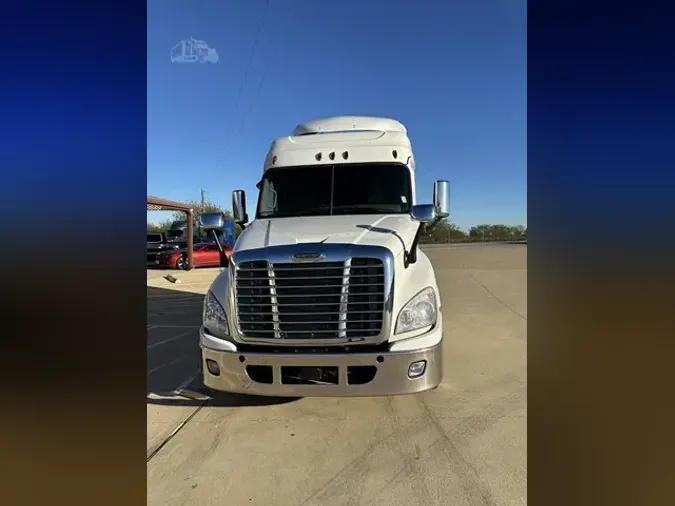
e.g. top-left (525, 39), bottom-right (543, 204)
top-left (199, 324), bottom-right (443, 397)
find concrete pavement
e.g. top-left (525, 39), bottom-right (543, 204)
top-left (146, 243), bottom-right (527, 505)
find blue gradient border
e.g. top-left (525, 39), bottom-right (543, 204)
top-left (1, 2), bottom-right (148, 505)
top-left (529, 2), bottom-right (674, 247)
top-left (2, 1), bottom-right (146, 234)
top-left (528, 2), bottom-right (674, 505)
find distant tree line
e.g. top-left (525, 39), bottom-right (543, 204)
top-left (419, 221), bottom-right (527, 243)
top-left (148, 202), bottom-right (526, 244)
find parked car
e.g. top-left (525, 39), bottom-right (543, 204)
top-left (147, 232), bottom-right (182, 265)
top-left (155, 242), bottom-right (232, 270)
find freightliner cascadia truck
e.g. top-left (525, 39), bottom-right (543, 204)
top-left (198, 116), bottom-right (449, 396)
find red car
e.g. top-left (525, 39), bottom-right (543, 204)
top-left (155, 243), bottom-right (232, 270)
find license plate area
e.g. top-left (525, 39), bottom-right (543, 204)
top-left (281, 366), bottom-right (339, 385)
top-left (243, 365), bottom-right (379, 386)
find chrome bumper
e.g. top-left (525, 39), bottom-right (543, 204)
top-left (199, 326), bottom-right (443, 397)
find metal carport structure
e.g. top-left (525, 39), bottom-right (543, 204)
top-left (147, 195), bottom-right (195, 270)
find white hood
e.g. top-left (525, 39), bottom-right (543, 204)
top-left (234, 214), bottom-right (419, 257)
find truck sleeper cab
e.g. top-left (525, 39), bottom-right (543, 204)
top-left (199, 116), bottom-right (449, 396)
top-left (165, 219), bottom-right (199, 244)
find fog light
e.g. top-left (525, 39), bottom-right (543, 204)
top-left (206, 359), bottom-right (220, 376)
top-left (408, 360), bottom-right (427, 379)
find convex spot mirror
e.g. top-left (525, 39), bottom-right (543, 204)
top-left (200, 212), bottom-right (225, 230)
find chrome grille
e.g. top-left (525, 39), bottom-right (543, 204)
top-left (235, 258), bottom-right (385, 340)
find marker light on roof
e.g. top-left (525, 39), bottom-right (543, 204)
top-left (272, 155), bottom-right (277, 165)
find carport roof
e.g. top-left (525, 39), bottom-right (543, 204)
top-left (147, 196), bottom-right (193, 212)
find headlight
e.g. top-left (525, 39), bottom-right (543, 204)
top-left (395, 287), bottom-right (437, 334)
top-left (203, 290), bottom-right (230, 337)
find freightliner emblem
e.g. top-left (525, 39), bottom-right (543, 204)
top-left (290, 251), bottom-right (325, 262)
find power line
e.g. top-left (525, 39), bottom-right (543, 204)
top-left (214, 0), bottom-right (271, 169)
top-left (232, 0), bottom-right (302, 141)
top-left (231, 0), bottom-right (270, 121)
top-left (214, 0), bottom-right (303, 170)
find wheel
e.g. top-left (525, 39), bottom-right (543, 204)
top-left (175, 255), bottom-right (186, 270)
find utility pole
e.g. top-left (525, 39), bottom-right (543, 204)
top-left (199, 188), bottom-right (206, 239)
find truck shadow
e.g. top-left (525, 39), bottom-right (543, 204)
top-left (147, 389), bottom-right (299, 407)
top-left (147, 284), bottom-right (299, 407)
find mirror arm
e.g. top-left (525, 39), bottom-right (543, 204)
top-left (211, 229), bottom-right (223, 253)
top-left (425, 215), bottom-right (444, 231)
top-left (404, 222), bottom-right (426, 268)
top-left (210, 229), bottom-right (232, 268)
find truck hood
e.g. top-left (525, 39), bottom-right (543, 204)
top-left (234, 214), bottom-right (419, 257)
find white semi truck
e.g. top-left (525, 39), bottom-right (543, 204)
top-left (199, 116), bottom-right (449, 396)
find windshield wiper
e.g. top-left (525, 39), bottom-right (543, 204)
top-left (259, 207), bottom-right (331, 218)
top-left (259, 204), bottom-right (403, 218)
top-left (330, 205), bottom-right (403, 214)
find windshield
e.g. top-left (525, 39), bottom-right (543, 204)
top-left (166, 230), bottom-right (184, 239)
top-left (256, 163), bottom-right (412, 219)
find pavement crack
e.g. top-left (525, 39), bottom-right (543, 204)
top-left (416, 394), bottom-right (498, 506)
top-left (469, 274), bottom-right (527, 321)
top-left (147, 403), bottom-right (206, 463)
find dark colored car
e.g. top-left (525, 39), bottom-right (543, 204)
top-left (147, 232), bottom-right (182, 265)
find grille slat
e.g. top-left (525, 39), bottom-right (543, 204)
top-left (237, 292), bottom-right (384, 299)
top-left (238, 301), bottom-right (384, 307)
top-left (237, 310), bottom-right (383, 315)
top-left (238, 283), bottom-right (382, 289)
top-left (237, 265), bottom-right (382, 273)
top-left (235, 257), bottom-right (385, 340)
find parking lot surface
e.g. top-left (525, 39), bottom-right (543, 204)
top-left (147, 243), bottom-right (527, 505)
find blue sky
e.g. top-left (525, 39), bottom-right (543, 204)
top-left (147, 0), bottom-right (526, 231)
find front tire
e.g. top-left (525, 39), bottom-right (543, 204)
top-left (175, 255), bottom-right (187, 270)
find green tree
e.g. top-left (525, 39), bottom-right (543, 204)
top-left (169, 199), bottom-right (242, 238)
top-left (419, 219), bottom-right (468, 243)
top-left (468, 224), bottom-right (527, 242)
top-left (147, 219), bottom-right (174, 233)
top-left (469, 224), bottom-right (491, 241)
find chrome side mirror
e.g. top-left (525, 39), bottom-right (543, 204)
top-left (200, 212), bottom-right (225, 230)
top-left (411, 204), bottom-right (437, 223)
top-left (232, 189), bottom-right (248, 224)
top-left (433, 180), bottom-right (450, 218)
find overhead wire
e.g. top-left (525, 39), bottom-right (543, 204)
top-left (215, 0), bottom-right (303, 171)
top-left (214, 0), bottom-right (271, 169)
top-left (231, 0), bottom-right (303, 141)
top-left (230, 0), bottom-right (271, 124)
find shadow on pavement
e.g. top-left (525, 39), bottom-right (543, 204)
top-left (147, 284), bottom-right (299, 408)
top-left (147, 389), bottom-right (299, 407)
